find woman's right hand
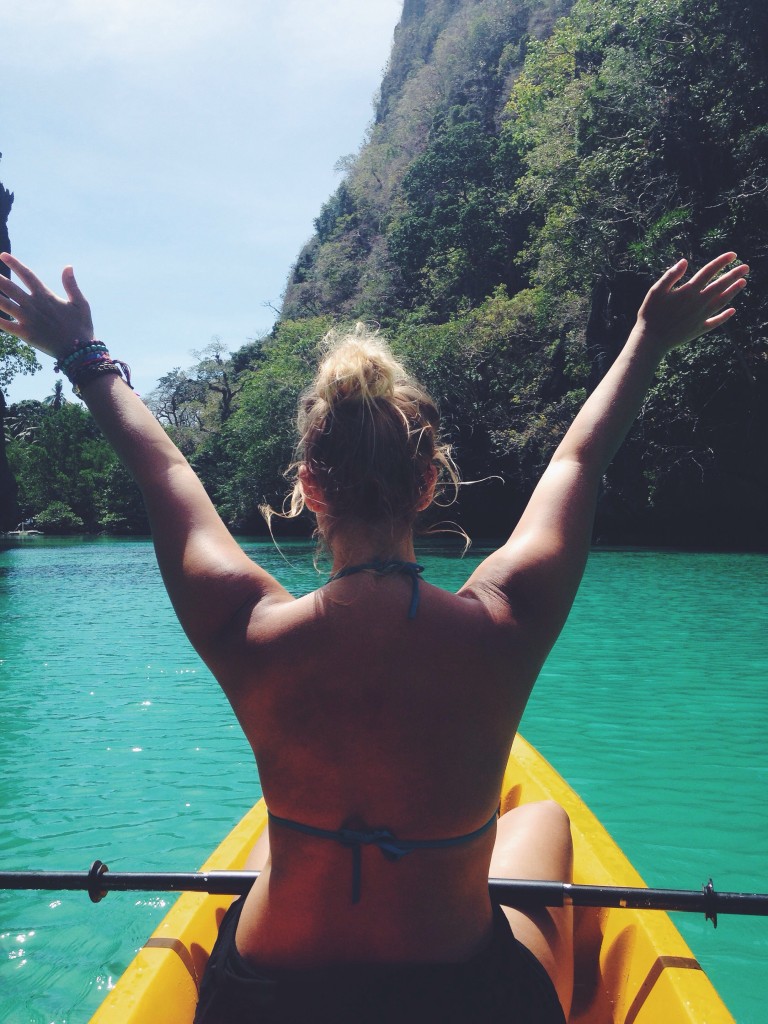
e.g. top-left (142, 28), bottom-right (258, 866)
top-left (635, 252), bottom-right (749, 355)
top-left (0, 253), bottom-right (94, 361)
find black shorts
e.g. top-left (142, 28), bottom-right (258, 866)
top-left (193, 896), bottom-right (566, 1024)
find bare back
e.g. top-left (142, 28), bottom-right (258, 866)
top-left (205, 568), bottom-right (545, 966)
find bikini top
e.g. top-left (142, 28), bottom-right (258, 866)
top-left (272, 557), bottom-right (492, 903)
top-left (267, 808), bottom-right (498, 904)
top-left (326, 559), bottom-right (425, 620)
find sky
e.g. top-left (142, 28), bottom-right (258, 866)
top-left (1, 0), bottom-right (404, 403)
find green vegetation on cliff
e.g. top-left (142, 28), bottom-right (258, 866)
top-left (279, 0), bottom-right (768, 547)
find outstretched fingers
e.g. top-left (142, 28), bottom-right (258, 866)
top-left (0, 252), bottom-right (46, 294)
top-left (0, 272), bottom-right (26, 306)
top-left (697, 259), bottom-right (749, 334)
top-left (0, 275), bottom-right (23, 327)
top-left (656, 258), bottom-right (689, 292)
top-left (701, 263), bottom-right (749, 304)
top-left (639, 250), bottom-right (748, 352)
top-left (703, 307), bottom-right (737, 332)
top-left (693, 259), bottom-right (748, 338)
top-left (61, 265), bottom-right (87, 305)
top-left (687, 251), bottom-right (738, 289)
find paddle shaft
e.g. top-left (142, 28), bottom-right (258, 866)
top-left (1, 865), bottom-right (766, 921)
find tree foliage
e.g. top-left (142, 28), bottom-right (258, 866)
top-left (276, 0), bottom-right (768, 546)
top-left (499, 0), bottom-right (768, 542)
top-left (0, 329), bottom-right (42, 529)
top-left (7, 401), bottom-right (147, 534)
top-left (388, 104), bottom-right (532, 315)
top-left (193, 317), bottom-right (332, 531)
top-left (0, 329), bottom-right (41, 395)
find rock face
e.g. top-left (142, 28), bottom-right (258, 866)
top-left (377, 0), bottom-right (466, 123)
top-left (282, 0), bottom-right (572, 321)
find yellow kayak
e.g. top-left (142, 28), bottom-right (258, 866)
top-left (89, 736), bottom-right (734, 1023)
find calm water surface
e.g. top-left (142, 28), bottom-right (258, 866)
top-left (0, 538), bottom-right (766, 1022)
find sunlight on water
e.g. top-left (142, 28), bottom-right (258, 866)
top-left (0, 537), bottom-right (765, 1022)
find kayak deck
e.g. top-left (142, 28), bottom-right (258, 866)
top-left (89, 735), bottom-right (734, 1023)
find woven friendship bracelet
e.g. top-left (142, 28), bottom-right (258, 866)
top-left (71, 358), bottom-right (133, 397)
top-left (63, 353), bottom-right (114, 380)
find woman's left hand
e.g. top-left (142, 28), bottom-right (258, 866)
top-left (635, 252), bottom-right (749, 355)
top-left (0, 253), bottom-right (94, 360)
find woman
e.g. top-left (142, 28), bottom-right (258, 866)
top-left (0, 250), bottom-right (748, 1023)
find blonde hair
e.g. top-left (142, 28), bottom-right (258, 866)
top-left (280, 324), bottom-right (458, 540)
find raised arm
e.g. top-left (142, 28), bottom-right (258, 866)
top-left (463, 253), bottom-right (749, 641)
top-left (0, 254), bottom-right (289, 656)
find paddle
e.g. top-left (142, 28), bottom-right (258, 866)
top-left (2, 861), bottom-right (766, 927)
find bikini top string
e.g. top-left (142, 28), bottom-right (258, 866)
top-left (327, 559), bottom-right (425, 620)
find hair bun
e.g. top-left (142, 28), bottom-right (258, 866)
top-left (275, 322), bottom-right (460, 537)
top-left (317, 325), bottom-right (399, 406)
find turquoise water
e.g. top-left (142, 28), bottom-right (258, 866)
top-left (0, 537), bottom-right (766, 1023)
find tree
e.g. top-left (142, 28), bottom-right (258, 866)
top-left (96, 457), bottom-right (149, 534)
top-left (0, 163), bottom-right (11, 258)
top-left (43, 378), bottom-right (68, 411)
top-left (7, 403), bottom-right (114, 531)
top-left (4, 399), bottom-right (45, 444)
top-left (198, 317), bottom-right (331, 530)
top-left (0, 329), bottom-right (41, 529)
top-left (189, 339), bottom-right (247, 426)
top-left (34, 500), bottom-right (84, 534)
top-left (148, 368), bottom-right (200, 428)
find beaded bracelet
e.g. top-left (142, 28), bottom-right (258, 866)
top-left (57, 340), bottom-right (110, 373)
top-left (54, 339), bottom-right (133, 396)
